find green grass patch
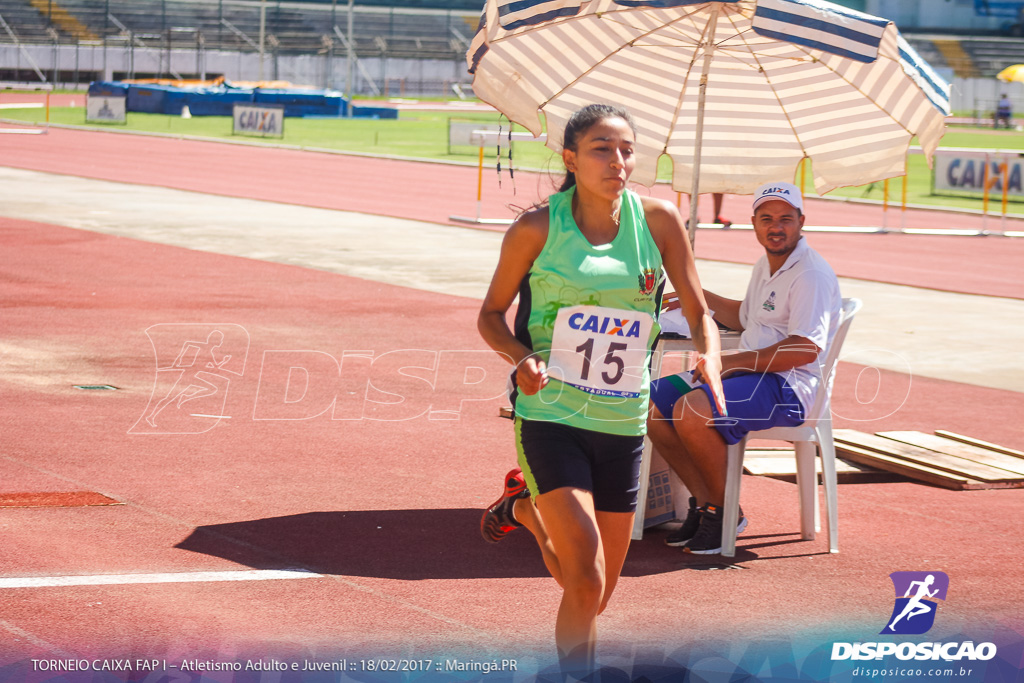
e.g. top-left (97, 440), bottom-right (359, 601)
top-left (8, 105), bottom-right (565, 167)
top-left (4, 104), bottom-right (1022, 214)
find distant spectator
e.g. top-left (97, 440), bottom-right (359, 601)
top-left (996, 94), bottom-right (1013, 129)
top-left (712, 193), bottom-right (732, 228)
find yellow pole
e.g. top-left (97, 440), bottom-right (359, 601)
top-left (475, 144), bottom-right (484, 221)
top-left (982, 158), bottom-right (990, 215)
top-left (45, 91), bottom-right (50, 123)
top-left (1002, 158), bottom-right (1009, 234)
top-left (1001, 160), bottom-right (1009, 215)
top-left (882, 178), bottom-right (890, 231)
top-left (901, 174), bottom-right (907, 231)
top-left (800, 158), bottom-right (807, 196)
top-left (982, 154), bottom-right (990, 233)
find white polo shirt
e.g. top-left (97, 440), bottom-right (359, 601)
top-left (738, 237), bottom-right (842, 414)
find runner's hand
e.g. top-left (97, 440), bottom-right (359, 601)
top-left (517, 355), bottom-right (549, 395)
top-left (694, 354), bottom-right (727, 417)
top-left (661, 292), bottom-right (680, 311)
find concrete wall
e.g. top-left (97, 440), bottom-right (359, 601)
top-left (953, 76), bottom-right (1024, 116)
top-left (0, 42), bottom-right (470, 96)
top-left (6, 33), bottom-right (1023, 112)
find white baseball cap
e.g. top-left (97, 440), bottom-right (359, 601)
top-left (752, 182), bottom-right (803, 212)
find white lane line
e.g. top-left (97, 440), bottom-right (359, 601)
top-left (0, 619), bottom-right (74, 657)
top-left (0, 569), bottom-right (322, 589)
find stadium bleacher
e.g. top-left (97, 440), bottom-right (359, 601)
top-left (5, 0), bottom-right (1024, 97)
top-left (960, 35), bottom-right (1024, 75)
top-left (9, 0), bottom-right (478, 60)
top-left (0, 0), bottom-right (62, 43)
top-left (903, 33), bottom-right (1024, 78)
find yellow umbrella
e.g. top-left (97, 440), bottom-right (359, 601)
top-left (997, 64), bottom-right (1024, 82)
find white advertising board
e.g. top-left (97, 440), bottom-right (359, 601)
top-left (232, 104), bottom-right (285, 138)
top-left (85, 95), bottom-right (127, 124)
top-left (448, 120), bottom-right (500, 148)
top-left (933, 149), bottom-right (1024, 199)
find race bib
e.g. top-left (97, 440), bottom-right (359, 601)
top-left (547, 305), bottom-right (654, 398)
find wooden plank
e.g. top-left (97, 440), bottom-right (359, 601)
top-left (934, 430), bottom-right (1024, 459)
top-left (745, 448), bottom-right (795, 457)
top-left (878, 431), bottom-right (1024, 478)
top-left (834, 443), bottom-right (981, 490)
top-left (833, 430), bottom-right (1022, 483)
top-left (743, 458), bottom-right (862, 476)
top-left (744, 458), bottom-right (798, 476)
top-left (743, 451), bottom-right (863, 476)
top-left (744, 449), bottom-right (797, 476)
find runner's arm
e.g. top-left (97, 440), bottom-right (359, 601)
top-left (702, 290), bottom-right (743, 331)
top-left (694, 334), bottom-right (820, 382)
top-left (642, 197), bottom-right (726, 415)
top-left (478, 211), bottom-right (549, 396)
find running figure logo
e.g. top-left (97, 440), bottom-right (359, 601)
top-left (881, 571), bottom-right (949, 635)
top-left (131, 324), bottom-right (249, 434)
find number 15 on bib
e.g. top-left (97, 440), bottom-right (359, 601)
top-left (546, 305), bottom-right (655, 398)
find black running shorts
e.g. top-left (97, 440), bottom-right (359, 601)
top-left (514, 417), bottom-right (643, 513)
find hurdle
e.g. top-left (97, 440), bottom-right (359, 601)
top-left (449, 129), bottom-right (546, 225)
top-left (0, 82), bottom-right (52, 135)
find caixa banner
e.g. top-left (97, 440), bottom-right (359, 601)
top-left (232, 103), bottom-right (285, 139)
top-left (933, 148), bottom-right (1024, 198)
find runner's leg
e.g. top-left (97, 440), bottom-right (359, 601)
top-left (514, 496), bottom-right (563, 586)
top-left (594, 510), bottom-right (634, 615)
top-left (534, 487), bottom-right (604, 670)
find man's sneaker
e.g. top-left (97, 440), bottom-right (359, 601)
top-left (480, 468), bottom-right (530, 543)
top-left (714, 216), bottom-right (733, 229)
top-left (682, 503), bottom-right (748, 555)
top-left (665, 497), bottom-right (702, 547)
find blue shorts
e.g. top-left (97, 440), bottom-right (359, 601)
top-left (649, 371), bottom-right (805, 445)
top-left (514, 417), bottom-right (643, 513)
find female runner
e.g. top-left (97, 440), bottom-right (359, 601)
top-left (478, 103), bottom-right (725, 672)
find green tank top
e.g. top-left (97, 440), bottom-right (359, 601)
top-left (512, 187), bottom-right (664, 436)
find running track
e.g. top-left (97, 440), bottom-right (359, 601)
top-left (2, 125), bottom-right (1023, 299)
top-left (1, 123), bottom-right (1022, 676)
top-left (2, 124), bottom-right (1022, 447)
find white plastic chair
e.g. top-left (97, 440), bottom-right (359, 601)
top-left (721, 297), bottom-right (862, 558)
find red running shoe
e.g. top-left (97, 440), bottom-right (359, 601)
top-left (480, 468), bottom-right (529, 543)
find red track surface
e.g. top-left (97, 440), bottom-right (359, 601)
top-left (2, 126), bottom-right (1023, 299)
top-left (2, 126), bottom-right (1023, 674)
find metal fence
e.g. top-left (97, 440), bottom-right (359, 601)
top-left (0, 0), bottom-right (479, 95)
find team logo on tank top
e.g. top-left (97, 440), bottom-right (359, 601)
top-left (638, 268), bottom-right (658, 295)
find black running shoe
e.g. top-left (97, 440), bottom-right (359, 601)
top-left (665, 497), bottom-right (702, 547)
top-left (682, 503), bottom-right (748, 555)
top-left (480, 468), bottom-right (530, 543)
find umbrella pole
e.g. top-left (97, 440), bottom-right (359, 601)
top-left (686, 5), bottom-right (720, 249)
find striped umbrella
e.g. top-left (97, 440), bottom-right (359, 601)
top-left (467, 0), bottom-right (949, 238)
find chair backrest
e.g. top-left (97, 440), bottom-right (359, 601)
top-left (804, 297), bottom-right (862, 422)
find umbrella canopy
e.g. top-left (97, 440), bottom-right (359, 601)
top-left (997, 64), bottom-right (1024, 83)
top-left (467, 0), bottom-right (950, 197)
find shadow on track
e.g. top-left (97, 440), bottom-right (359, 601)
top-left (174, 508), bottom-right (742, 580)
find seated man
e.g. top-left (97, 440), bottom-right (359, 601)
top-left (648, 182), bottom-right (841, 554)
